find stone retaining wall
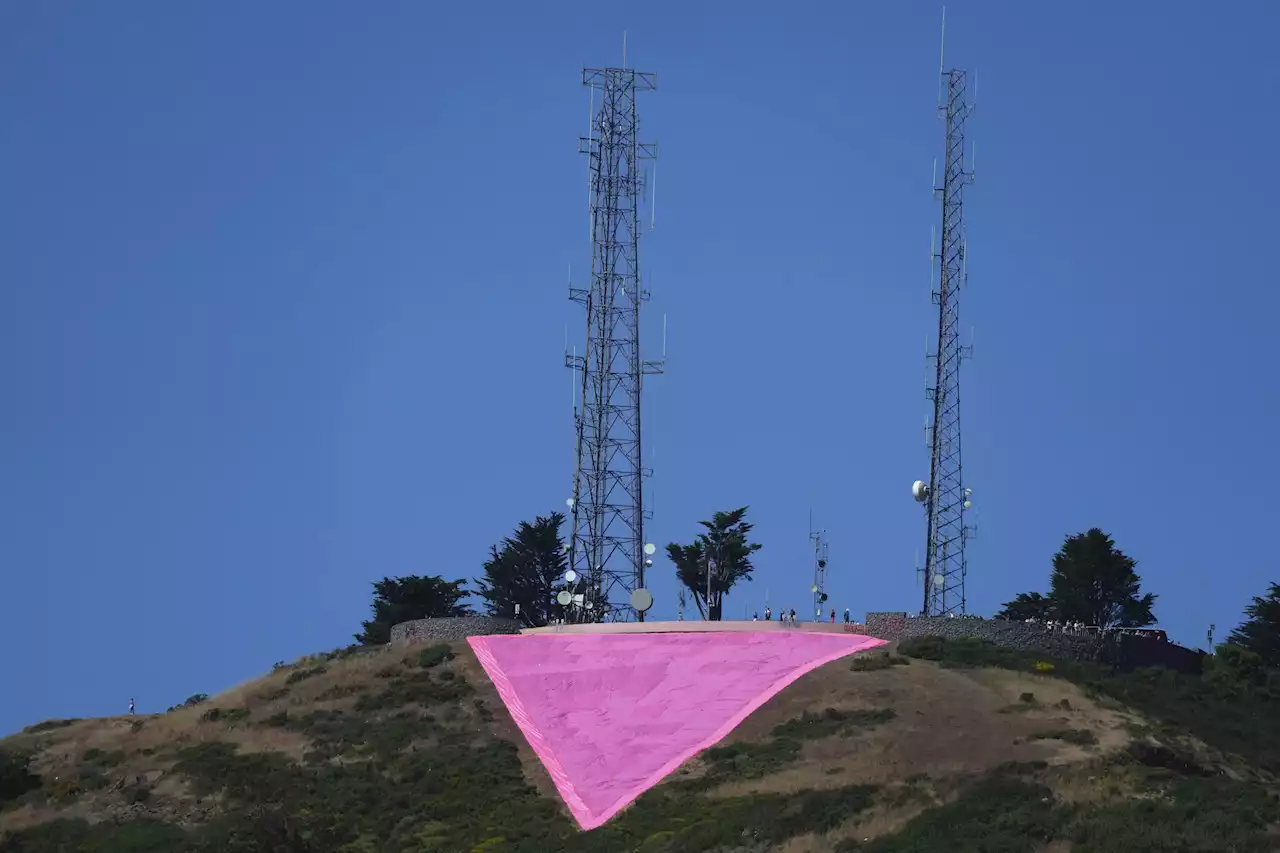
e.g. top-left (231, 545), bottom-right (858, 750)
top-left (859, 612), bottom-right (1204, 673)
top-left (389, 616), bottom-right (521, 645)
top-left (862, 612), bottom-right (1106, 660)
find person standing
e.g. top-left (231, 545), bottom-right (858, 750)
top-left (129, 698), bottom-right (135, 715)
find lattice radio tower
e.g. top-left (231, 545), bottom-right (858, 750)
top-left (564, 43), bottom-right (663, 622)
top-left (915, 12), bottom-right (977, 618)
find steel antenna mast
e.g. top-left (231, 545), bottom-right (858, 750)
top-left (917, 11), bottom-right (977, 618)
top-left (564, 45), bottom-right (663, 622)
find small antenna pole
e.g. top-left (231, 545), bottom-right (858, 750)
top-left (650, 161), bottom-right (657, 230)
top-left (938, 6), bottom-right (947, 106)
top-left (810, 514), bottom-right (829, 619)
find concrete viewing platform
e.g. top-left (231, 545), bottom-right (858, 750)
top-left (521, 619), bottom-right (872, 636)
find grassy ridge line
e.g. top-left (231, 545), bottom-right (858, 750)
top-left (2, 637), bottom-right (1279, 852)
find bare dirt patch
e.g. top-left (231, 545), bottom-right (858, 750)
top-left (706, 654), bottom-right (1134, 801)
top-left (963, 668), bottom-right (1135, 760)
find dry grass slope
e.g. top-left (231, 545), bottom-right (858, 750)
top-left (0, 635), bottom-right (1277, 853)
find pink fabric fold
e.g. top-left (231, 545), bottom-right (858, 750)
top-left (468, 630), bottom-right (887, 829)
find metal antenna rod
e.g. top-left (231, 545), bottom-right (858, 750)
top-left (565, 56), bottom-right (662, 622)
top-left (921, 29), bottom-right (976, 618)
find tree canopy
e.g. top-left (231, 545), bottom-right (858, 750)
top-left (1227, 581), bottom-right (1280, 668)
top-left (354, 575), bottom-right (471, 645)
top-left (667, 506), bottom-right (762, 621)
top-left (994, 592), bottom-right (1056, 622)
top-left (474, 512), bottom-right (569, 628)
top-left (995, 528), bottom-right (1156, 628)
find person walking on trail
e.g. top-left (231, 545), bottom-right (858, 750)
top-left (129, 697), bottom-right (135, 715)
top-left (830, 608), bottom-right (836, 623)
top-left (752, 612), bottom-right (759, 621)
top-left (789, 608), bottom-right (797, 625)
top-left (764, 606), bottom-right (772, 621)
top-left (843, 608), bottom-right (851, 624)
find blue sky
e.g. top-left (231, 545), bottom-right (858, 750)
top-left (2, 1), bottom-right (1276, 735)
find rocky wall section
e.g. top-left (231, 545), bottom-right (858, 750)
top-left (860, 612), bottom-right (1204, 673)
top-left (863, 612), bottom-right (1106, 661)
top-left (390, 616), bottom-right (521, 645)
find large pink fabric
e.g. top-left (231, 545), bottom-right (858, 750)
top-left (467, 630), bottom-right (887, 829)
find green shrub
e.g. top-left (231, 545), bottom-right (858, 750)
top-left (850, 652), bottom-right (910, 671)
top-left (897, 635), bottom-right (945, 661)
top-left (285, 665), bottom-right (328, 685)
top-left (702, 738), bottom-right (802, 780)
top-left (771, 708), bottom-right (895, 741)
top-left (200, 707), bottom-right (251, 724)
top-left (0, 750), bottom-right (43, 806)
top-left (315, 683), bottom-right (367, 702)
top-left (415, 644), bottom-right (455, 669)
top-left (22, 719), bottom-right (79, 734)
top-left (80, 749), bottom-right (125, 768)
top-left (1031, 728), bottom-right (1097, 746)
top-left (353, 669), bottom-right (471, 712)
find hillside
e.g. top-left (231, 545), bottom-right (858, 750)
top-left (2, 636), bottom-right (1279, 852)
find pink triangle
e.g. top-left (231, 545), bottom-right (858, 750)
top-left (467, 630), bottom-right (887, 829)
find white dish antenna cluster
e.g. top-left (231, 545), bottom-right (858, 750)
top-left (554, 546), bottom-right (658, 617)
top-left (911, 480), bottom-right (975, 510)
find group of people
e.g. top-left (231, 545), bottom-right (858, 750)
top-left (752, 606), bottom-right (854, 625)
top-left (1010, 617), bottom-right (1170, 643)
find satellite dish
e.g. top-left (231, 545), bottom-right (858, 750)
top-left (810, 584), bottom-right (818, 593)
top-left (963, 500), bottom-right (973, 510)
top-left (564, 569), bottom-right (578, 584)
top-left (584, 600), bottom-right (594, 610)
top-left (643, 543), bottom-right (656, 556)
top-left (912, 480), bottom-right (929, 502)
top-left (556, 590), bottom-right (572, 606)
top-left (933, 573), bottom-right (945, 587)
top-left (820, 592), bottom-right (829, 602)
top-left (817, 559), bottom-right (827, 569)
top-left (566, 498), bottom-right (575, 508)
top-left (629, 588), bottom-right (654, 613)
top-left (644, 558), bottom-right (653, 568)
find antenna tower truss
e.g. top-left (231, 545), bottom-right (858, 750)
top-left (811, 526), bottom-right (830, 620)
top-left (565, 63), bottom-right (662, 622)
top-left (921, 64), bottom-right (976, 618)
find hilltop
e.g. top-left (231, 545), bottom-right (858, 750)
top-left (2, 634), bottom-right (1279, 852)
